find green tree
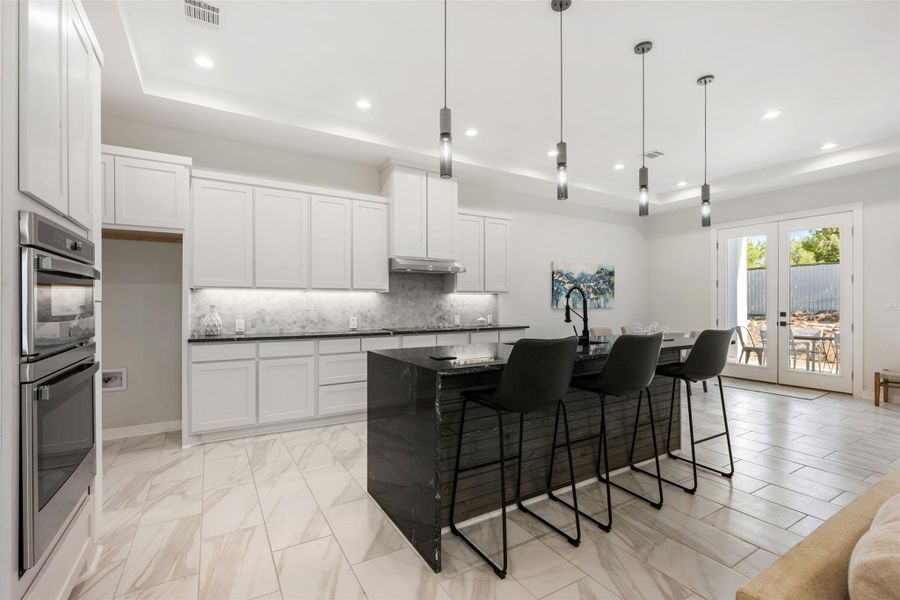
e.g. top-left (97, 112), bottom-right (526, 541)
top-left (746, 239), bottom-right (767, 269)
top-left (791, 227), bottom-right (841, 265)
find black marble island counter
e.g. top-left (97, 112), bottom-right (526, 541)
top-left (366, 337), bottom-right (695, 572)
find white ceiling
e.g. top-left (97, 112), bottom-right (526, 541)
top-left (86, 0), bottom-right (900, 212)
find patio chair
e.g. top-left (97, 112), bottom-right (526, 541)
top-left (735, 326), bottom-right (765, 365)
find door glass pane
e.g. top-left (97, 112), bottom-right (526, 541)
top-left (723, 234), bottom-right (768, 367)
top-left (787, 227), bottom-right (841, 374)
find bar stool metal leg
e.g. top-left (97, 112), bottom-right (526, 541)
top-left (449, 399), bottom-right (509, 578)
top-left (601, 388), bottom-right (665, 509)
top-left (524, 402), bottom-right (581, 545)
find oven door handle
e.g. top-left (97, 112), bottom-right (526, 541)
top-left (34, 253), bottom-right (100, 280)
top-left (35, 360), bottom-right (99, 401)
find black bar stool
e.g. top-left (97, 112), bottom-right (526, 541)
top-left (449, 337), bottom-right (580, 579)
top-left (553, 333), bottom-right (665, 532)
top-left (650, 328), bottom-right (735, 494)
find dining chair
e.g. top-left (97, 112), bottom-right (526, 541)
top-left (735, 326), bottom-right (765, 365)
top-left (689, 330), bottom-right (709, 393)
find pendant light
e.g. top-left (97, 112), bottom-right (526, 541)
top-left (439, 0), bottom-right (452, 178)
top-left (552, 0), bottom-right (571, 200)
top-left (634, 41), bottom-right (652, 216)
top-left (697, 74), bottom-right (714, 227)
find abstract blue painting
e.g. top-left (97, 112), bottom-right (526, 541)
top-left (551, 262), bottom-right (615, 310)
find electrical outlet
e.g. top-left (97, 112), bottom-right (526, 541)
top-left (349, 316), bottom-right (358, 330)
top-left (454, 315), bottom-right (461, 326)
top-left (235, 318), bottom-right (245, 333)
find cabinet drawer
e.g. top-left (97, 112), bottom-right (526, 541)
top-left (258, 340), bottom-right (316, 358)
top-left (470, 331), bottom-right (500, 344)
top-left (318, 382), bottom-right (367, 416)
top-left (361, 336), bottom-right (401, 351)
top-left (192, 343), bottom-right (256, 363)
top-left (318, 338), bottom-right (361, 354)
top-left (499, 330), bottom-right (526, 344)
top-left (401, 334), bottom-right (437, 349)
top-left (436, 332), bottom-right (470, 346)
top-left (318, 353), bottom-right (367, 385)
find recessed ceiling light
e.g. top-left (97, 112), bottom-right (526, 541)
top-left (760, 109), bottom-right (782, 120)
top-left (465, 128), bottom-right (478, 137)
top-left (194, 55), bottom-right (214, 69)
top-left (547, 149), bottom-right (558, 157)
top-left (613, 163), bottom-right (625, 170)
top-left (356, 99), bottom-right (371, 110)
top-left (676, 180), bottom-right (687, 187)
top-left (820, 142), bottom-right (837, 151)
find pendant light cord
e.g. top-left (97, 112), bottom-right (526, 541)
top-left (443, 0), bottom-right (447, 109)
top-left (704, 84), bottom-right (708, 185)
top-left (559, 8), bottom-right (563, 142)
top-left (641, 52), bottom-right (646, 168)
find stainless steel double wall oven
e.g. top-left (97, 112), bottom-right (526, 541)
top-left (19, 212), bottom-right (99, 572)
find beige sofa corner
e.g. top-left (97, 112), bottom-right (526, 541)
top-left (736, 467), bottom-right (900, 600)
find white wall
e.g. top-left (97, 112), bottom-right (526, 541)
top-left (102, 116), bottom-right (381, 195)
top-left (459, 183), bottom-right (650, 339)
top-left (647, 167), bottom-right (900, 393)
top-left (102, 239), bottom-right (183, 429)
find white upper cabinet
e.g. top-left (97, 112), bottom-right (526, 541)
top-left (353, 200), bottom-right (389, 291)
top-left (65, 4), bottom-right (93, 228)
top-left (484, 217), bottom-right (511, 292)
top-left (192, 180), bottom-right (254, 288)
top-left (426, 175), bottom-right (457, 260)
top-left (454, 214), bottom-right (484, 292)
top-left (113, 157), bottom-right (189, 229)
top-left (254, 188), bottom-right (309, 288)
top-left (309, 195), bottom-right (352, 289)
top-left (387, 168), bottom-right (427, 258)
top-left (19, 0), bottom-right (69, 215)
top-left (100, 154), bottom-right (115, 224)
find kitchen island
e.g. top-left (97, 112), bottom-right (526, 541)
top-left (366, 337), bottom-right (695, 572)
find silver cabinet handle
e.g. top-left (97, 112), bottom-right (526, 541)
top-left (38, 386), bottom-right (50, 401)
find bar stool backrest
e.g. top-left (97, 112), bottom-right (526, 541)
top-left (492, 337), bottom-right (578, 413)
top-left (593, 333), bottom-right (664, 396)
top-left (682, 328), bottom-right (734, 381)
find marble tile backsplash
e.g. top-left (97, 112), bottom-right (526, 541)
top-left (191, 273), bottom-right (499, 334)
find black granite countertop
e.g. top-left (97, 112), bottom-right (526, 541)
top-left (370, 336), bottom-right (696, 375)
top-left (188, 324), bottom-right (530, 343)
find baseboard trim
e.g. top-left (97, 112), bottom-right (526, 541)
top-left (103, 419), bottom-right (181, 441)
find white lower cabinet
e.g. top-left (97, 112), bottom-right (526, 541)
top-left (258, 356), bottom-right (316, 424)
top-left (318, 353), bottom-right (367, 385)
top-left (436, 332), bottom-right (470, 346)
top-left (318, 382), bottom-right (367, 417)
top-left (190, 359), bottom-right (257, 433)
top-left (470, 331), bottom-right (501, 344)
top-left (402, 334), bottom-right (437, 348)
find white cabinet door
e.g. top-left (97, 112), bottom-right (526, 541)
top-left (258, 356), bottom-right (316, 424)
top-left (114, 157), bottom-right (188, 229)
top-left (19, 0), bottom-right (68, 214)
top-left (353, 200), bottom-right (389, 290)
top-left (318, 353), bottom-right (367, 385)
top-left (66, 4), bottom-right (93, 229)
top-left (390, 169), bottom-right (427, 258)
top-left (318, 382), bottom-right (367, 416)
top-left (455, 214), bottom-right (484, 292)
top-left (361, 336), bottom-right (401, 351)
top-left (100, 154), bottom-right (115, 225)
top-left (192, 180), bottom-right (254, 287)
top-left (484, 218), bottom-right (511, 292)
top-left (470, 331), bottom-right (501, 344)
top-left (309, 195), bottom-right (352, 289)
top-left (426, 175), bottom-right (457, 260)
top-left (190, 359), bottom-right (257, 433)
top-left (255, 188), bottom-right (309, 288)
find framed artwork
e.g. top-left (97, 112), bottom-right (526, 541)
top-left (551, 262), bottom-right (615, 309)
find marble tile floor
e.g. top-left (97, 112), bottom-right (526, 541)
top-left (71, 382), bottom-right (900, 600)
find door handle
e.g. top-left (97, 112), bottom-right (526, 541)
top-left (779, 321), bottom-right (787, 327)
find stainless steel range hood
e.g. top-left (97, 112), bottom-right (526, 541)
top-left (389, 257), bottom-right (466, 274)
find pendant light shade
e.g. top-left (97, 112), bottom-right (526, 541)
top-left (635, 41), bottom-right (652, 216)
top-left (439, 0), bottom-right (452, 178)
top-left (552, 0), bottom-right (570, 201)
top-left (697, 74), bottom-right (714, 227)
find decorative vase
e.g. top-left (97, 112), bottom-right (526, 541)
top-left (202, 305), bottom-right (223, 336)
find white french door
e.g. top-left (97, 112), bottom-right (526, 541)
top-left (717, 211), bottom-right (854, 393)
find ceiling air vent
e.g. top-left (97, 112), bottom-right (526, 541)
top-left (184, 0), bottom-right (220, 27)
top-left (636, 149), bottom-right (665, 159)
